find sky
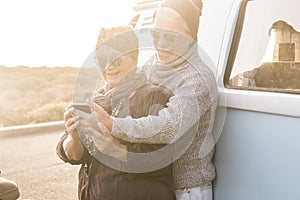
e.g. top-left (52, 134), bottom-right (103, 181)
top-left (0, 0), bottom-right (141, 67)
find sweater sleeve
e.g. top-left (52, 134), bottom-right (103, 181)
top-left (111, 71), bottom-right (213, 144)
top-left (121, 82), bottom-right (172, 152)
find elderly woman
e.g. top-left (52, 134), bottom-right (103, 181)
top-left (56, 26), bottom-right (175, 200)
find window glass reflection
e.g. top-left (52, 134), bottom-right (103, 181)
top-left (229, 20), bottom-right (300, 92)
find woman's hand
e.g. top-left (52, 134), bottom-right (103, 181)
top-left (64, 104), bottom-right (80, 140)
top-left (63, 103), bottom-right (84, 161)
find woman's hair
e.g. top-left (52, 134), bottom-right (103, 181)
top-left (95, 26), bottom-right (139, 63)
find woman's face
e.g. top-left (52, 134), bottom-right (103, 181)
top-left (95, 45), bottom-right (137, 88)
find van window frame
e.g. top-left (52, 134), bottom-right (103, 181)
top-left (223, 0), bottom-right (300, 95)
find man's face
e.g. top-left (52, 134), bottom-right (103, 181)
top-left (152, 7), bottom-right (193, 64)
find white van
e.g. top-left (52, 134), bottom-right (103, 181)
top-left (133, 0), bottom-right (300, 199)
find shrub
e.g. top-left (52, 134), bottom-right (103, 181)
top-left (0, 66), bottom-right (80, 127)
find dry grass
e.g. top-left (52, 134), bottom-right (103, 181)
top-left (0, 66), bottom-right (82, 127)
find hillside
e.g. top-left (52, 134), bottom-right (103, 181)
top-left (0, 66), bottom-right (82, 127)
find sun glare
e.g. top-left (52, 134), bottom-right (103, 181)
top-left (0, 0), bottom-right (141, 67)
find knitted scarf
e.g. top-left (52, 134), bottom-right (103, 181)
top-left (92, 69), bottom-right (147, 115)
top-left (147, 44), bottom-right (198, 85)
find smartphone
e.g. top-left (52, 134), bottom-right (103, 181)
top-left (73, 103), bottom-right (92, 113)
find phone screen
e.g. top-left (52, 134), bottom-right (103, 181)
top-left (73, 103), bottom-right (92, 113)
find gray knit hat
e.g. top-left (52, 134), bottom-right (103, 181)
top-left (161, 0), bottom-right (202, 40)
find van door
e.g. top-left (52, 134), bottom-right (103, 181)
top-left (210, 0), bottom-right (300, 199)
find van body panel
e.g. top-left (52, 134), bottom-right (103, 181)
top-left (133, 0), bottom-right (300, 199)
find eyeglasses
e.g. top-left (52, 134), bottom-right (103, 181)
top-left (94, 56), bottom-right (123, 69)
top-left (151, 28), bottom-right (181, 44)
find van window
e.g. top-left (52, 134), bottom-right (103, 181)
top-left (226, 0), bottom-right (300, 94)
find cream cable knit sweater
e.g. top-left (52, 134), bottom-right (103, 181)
top-left (111, 46), bottom-right (219, 189)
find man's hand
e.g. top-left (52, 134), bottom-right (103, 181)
top-left (75, 109), bottom-right (100, 133)
top-left (87, 122), bottom-right (127, 161)
top-left (93, 103), bottom-right (113, 132)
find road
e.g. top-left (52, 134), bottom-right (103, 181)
top-left (0, 131), bottom-right (80, 200)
